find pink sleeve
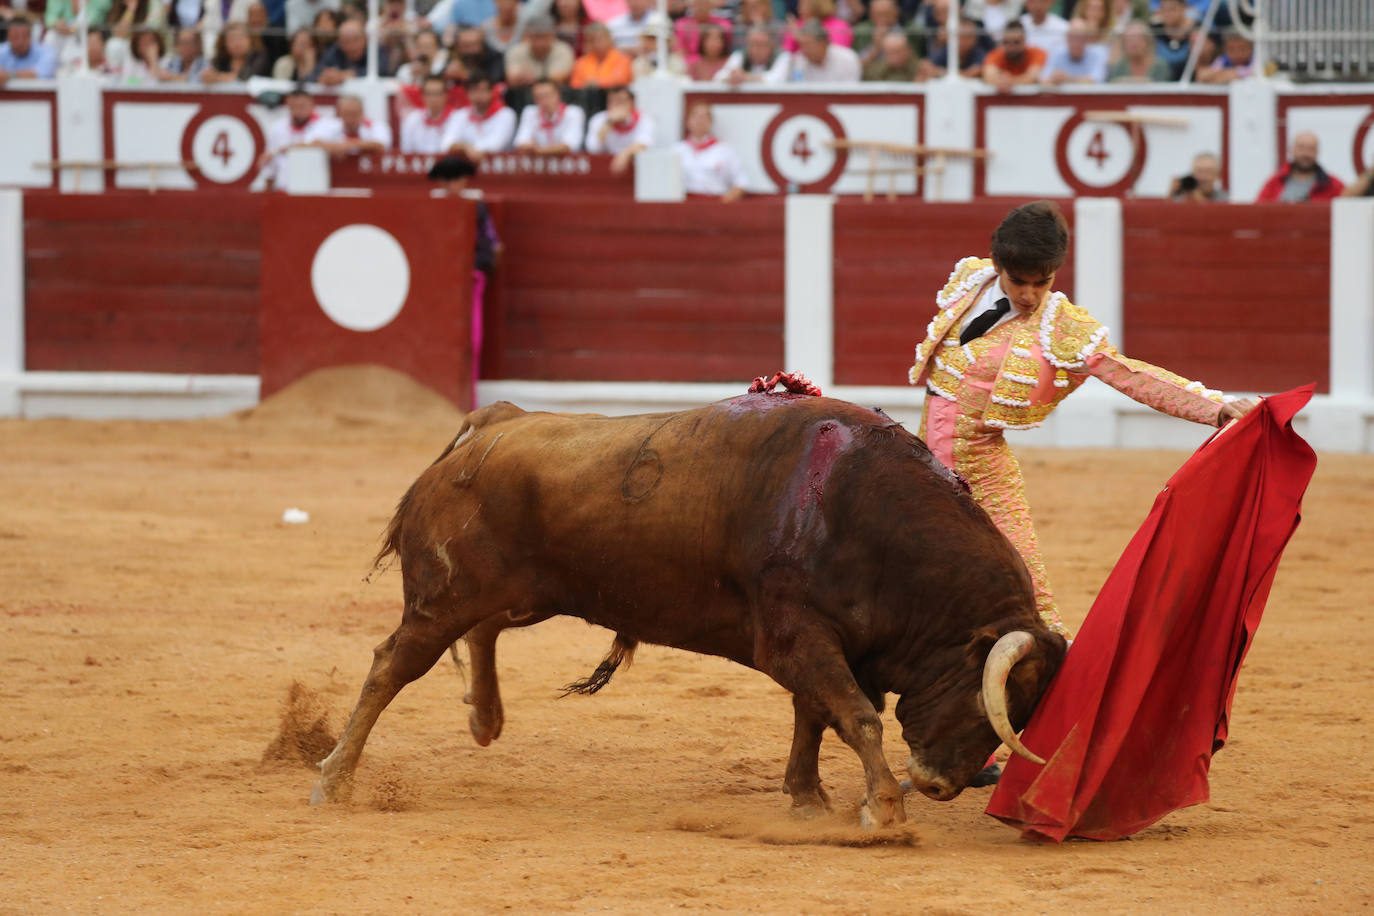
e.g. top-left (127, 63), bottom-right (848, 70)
top-left (1084, 346), bottom-right (1226, 427)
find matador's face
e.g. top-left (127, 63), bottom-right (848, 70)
top-left (995, 265), bottom-right (1056, 315)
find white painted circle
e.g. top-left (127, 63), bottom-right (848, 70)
top-left (190, 115), bottom-right (258, 184)
top-left (768, 114), bottom-right (837, 186)
top-left (309, 225), bottom-right (411, 332)
top-left (1064, 121), bottom-right (1135, 188)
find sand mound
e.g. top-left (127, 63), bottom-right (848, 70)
top-left (261, 681), bottom-right (338, 769)
top-left (237, 365), bottom-right (464, 431)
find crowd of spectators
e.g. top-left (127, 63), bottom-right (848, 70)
top-left (0, 0), bottom-right (1267, 90)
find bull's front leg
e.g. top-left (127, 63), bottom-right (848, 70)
top-left (766, 628), bottom-right (906, 828)
top-left (461, 617), bottom-right (506, 746)
top-left (783, 696), bottom-right (831, 817)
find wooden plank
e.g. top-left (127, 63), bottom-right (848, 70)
top-left (26, 247), bottom-right (261, 289)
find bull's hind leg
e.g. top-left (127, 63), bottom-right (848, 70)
top-left (783, 696), bottom-right (831, 817)
top-left (310, 609), bottom-right (471, 805)
top-left (462, 616), bottom-right (506, 746)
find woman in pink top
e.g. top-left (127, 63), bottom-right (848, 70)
top-left (675, 0), bottom-right (734, 62)
top-left (687, 24), bottom-right (731, 80)
top-left (782, 0), bottom-right (853, 52)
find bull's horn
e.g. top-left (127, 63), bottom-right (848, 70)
top-left (981, 631), bottom-right (1046, 766)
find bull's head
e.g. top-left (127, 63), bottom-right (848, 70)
top-left (896, 627), bottom-right (1067, 801)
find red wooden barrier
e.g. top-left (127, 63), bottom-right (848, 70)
top-left (1121, 201), bottom-right (1329, 394)
top-left (484, 197), bottom-right (785, 382)
top-left (331, 152), bottom-right (635, 198)
top-left (23, 192), bottom-right (263, 374)
top-left (831, 199), bottom-right (1076, 387)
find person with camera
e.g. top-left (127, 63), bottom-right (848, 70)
top-left (1168, 151), bottom-right (1227, 202)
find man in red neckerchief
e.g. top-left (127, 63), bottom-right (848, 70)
top-left (513, 77), bottom-right (586, 154)
top-left (442, 74), bottom-right (518, 163)
top-left (257, 86), bottom-right (332, 191)
top-left (316, 94), bottom-right (393, 156)
top-left (674, 101), bottom-right (747, 202)
top-left (400, 73), bottom-right (458, 154)
top-left (585, 85), bottom-right (656, 173)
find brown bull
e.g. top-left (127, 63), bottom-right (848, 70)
top-left (310, 393), bottom-right (1067, 826)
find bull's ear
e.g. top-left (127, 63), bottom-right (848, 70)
top-left (963, 625), bottom-right (1001, 669)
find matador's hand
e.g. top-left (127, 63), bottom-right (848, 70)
top-left (1219, 398), bottom-right (1260, 425)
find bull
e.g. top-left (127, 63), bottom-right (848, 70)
top-left (310, 392), bottom-right (1067, 826)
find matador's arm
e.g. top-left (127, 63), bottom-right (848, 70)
top-left (1081, 345), bottom-right (1227, 427)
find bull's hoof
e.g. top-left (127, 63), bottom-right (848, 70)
top-left (860, 792), bottom-right (907, 830)
top-left (309, 780), bottom-right (333, 805)
top-left (468, 708), bottom-right (502, 746)
top-left (970, 762), bottom-right (1002, 788)
top-left (788, 801), bottom-right (829, 821)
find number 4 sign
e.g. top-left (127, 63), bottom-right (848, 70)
top-left (182, 108), bottom-right (266, 189)
top-left (1054, 111), bottom-right (1147, 196)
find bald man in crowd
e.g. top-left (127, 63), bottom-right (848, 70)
top-left (1256, 132), bottom-right (1345, 202)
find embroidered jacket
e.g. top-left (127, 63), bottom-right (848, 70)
top-left (909, 257), bottom-right (1226, 430)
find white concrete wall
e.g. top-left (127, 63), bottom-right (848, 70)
top-left (784, 194), bottom-right (834, 390)
top-left (0, 189), bottom-right (23, 416)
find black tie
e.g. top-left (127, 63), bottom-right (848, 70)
top-left (959, 297), bottom-right (1011, 345)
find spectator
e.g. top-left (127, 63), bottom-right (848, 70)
top-left (918, 15), bottom-right (986, 80)
top-left (162, 25), bottom-right (208, 81)
top-left (675, 101), bottom-right (748, 202)
top-left (1041, 18), bottom-right (1106, 84)
top-left (1107, 19), bottom-right (1168, 81)
top-left (257, 86), bottom-right (332, 190)
top-left (1150, 0), bottom-right (1197, 80)
top-left (585, 84), bottom-right (654, 173)
top-left (853, 0), bottom-right (913, 69)
top-left (687, 22), bottom-right (729, 79)
top-left (401, 73), bottom-right (459, 152)
top-left (1168, 151), bottom-right (1226, 201)
top-left (378, 0), bottom-right (413, 71)
top-left (1256, 131), bottom-right (1345, 202)
top-left (316, 93), bottom-right (393, 154)
top-left (247, 0), bottom-right (288, 67)
top-left (1019, 0), bottom-right (1067, 54)
top-left (395, 28), bottom-right (448, 83)
top-left (426, 154), bottom-right (500, 408)
top-left (117, 27), bottom-right (168, 83)
top-left (675, 0), bottom-right (732, 63)
top-left (1341, 164), bottom-right (1374, 198)
top-left (783, 0), bottom-right (852, 53)
top-left (513, 76), bottom-right (586, 153)
top-left (976, 0), bottom-right (1022, 43)
top-left (715, 23), bottom-right (789, 83)
top-left (505, 14), bottom-right (575, 85)
top-left (45, 0), bottom-right (114, 68)
top-left (442, 73), bottom-right (517, 161)
top-left (202, 22), bottom-right (270, 81)
top-left (1074, 0), bottom-right (1118, 48)
top-left (607, 0), bottom-right (654, 53)
top-left (310, 19), bottom-right (389, 84)
top-left (283, 0), bottom-right (339, 34)
top-left (1196, 30), bottom-right (1253, 83)
top-left (981, 19), bottom-right (1044, 90)
top-left (734, 0), bottom-right (775, 46)
top-left (0, 14), bottom-right (56, 77)
top-left (786, 19), bottom-right (860, 81)
top-left (310, 7), bottom-right (341, 44)
top-left (447, 25), bottom-right (504, 83)
top-left (634, 18), bottom-right (687, 79)
top-left (481, 0), bottom-right (523, 55)
top-left (863, 30), bottom-right (918, 80)
top-left (64, 27), bottom-right (119, 76)
top-left (441, 0), bottom-right (493, 32)
top-left (570, 21), bottom-right (631, 88)
top-left (552, 0), bottom-right (589, 55)
top-left (272, 26), bottom-right (318, 79)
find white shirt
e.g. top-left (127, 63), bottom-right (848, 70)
top-left (1020, 11), bottom-right (1069, 55)
top-left (958, 277), bottom-right (1018, 340)
top-left (513, 102), bottom-right (586, 152)
top-left (713, 49), bottom-right (790, 84)
top-left (400, 107), bottom-right (458, 154)
top-left (584, 110), bottom-right (656, 155)
top-left (316, 115), bottom-right (393, 150)
top-left (675, 136), bottom-right (748, 196)
top-left (607, 10), bottom-right (653, 51)
top-left (786, 44), bottom-right (861, 82)
top-left (262, 112), bottom-right (334, 187)
top-left (441, 103), bottom-right (518, 154)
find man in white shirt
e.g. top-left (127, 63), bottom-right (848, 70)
top-left (1040, 18), bottom-right (1107, 85)
top-left (675, 102), bottom-right (748, 202)
top-left (787, 21), bottom-right (861, 82)
top-left (607, 0), bottom-right (655, 54)
top-left (1020, 0), bottom-right (1068, 55)
top-left (442, 74), bottom-right (518, 161)
top-left (315, 94), bottom-right (393, 155)
top-left (513, 78), bottom-right (586, 154)
top-left (715, 26), bottom-right (790, 85)
top-left (256, 87), bottom-right (334, 190)
top-left (585, 85), bottom-right (656, 173)
top-left (400, 73), bottom-right (458, 153)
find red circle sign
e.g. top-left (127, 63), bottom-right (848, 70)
top-left (180, 106), bottom-right (267, 190)
top-left (1053, 110), bottom-right (1148, 197)
top-left (1353, 110), bottom-right (1374, 175)
top-left (759, 108), bottom-right (849, 194)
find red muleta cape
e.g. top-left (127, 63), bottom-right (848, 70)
top-left (985, 385), bottom-right (1318, 842)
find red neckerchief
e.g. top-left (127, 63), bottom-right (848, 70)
top-left (539, 103), bottom-right (566, 131)
top-left (289, 112), bottom-right (319, 134)
top-left (468, 99), bottom-right (506, 123)
top-left (688, 135), bottom-right (717, 152)
top-left (423, 106), bottom-right (451, 127)
top-left (610, 110), bottom-right (640, 134)
top-left (343, 118), bottom-right (373, 139)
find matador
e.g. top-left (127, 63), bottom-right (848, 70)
top-left (908, 202), bottom-right (1257, 633)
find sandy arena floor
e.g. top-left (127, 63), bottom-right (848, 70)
top-left (1, 367), bottom-right (1371, 914)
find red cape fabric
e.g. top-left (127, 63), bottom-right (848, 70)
top-left (985, 385), bottom-right (1318, 842)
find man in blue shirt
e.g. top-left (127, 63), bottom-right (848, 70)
top-left (1041, 18), bottom-right (1107, 85)
top-left (447, 0), bottom-right (496, 30)
top-left (0, 16), bottom-right (58, 79)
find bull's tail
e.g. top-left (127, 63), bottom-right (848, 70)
top-left (561, 634), bottom-right (639, 696)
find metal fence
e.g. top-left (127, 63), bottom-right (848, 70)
top-left (1243, 0), bottom-right (1374, 79)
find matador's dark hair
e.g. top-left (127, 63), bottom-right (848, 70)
top-left (990, 200), bottom-right (1070, 276)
